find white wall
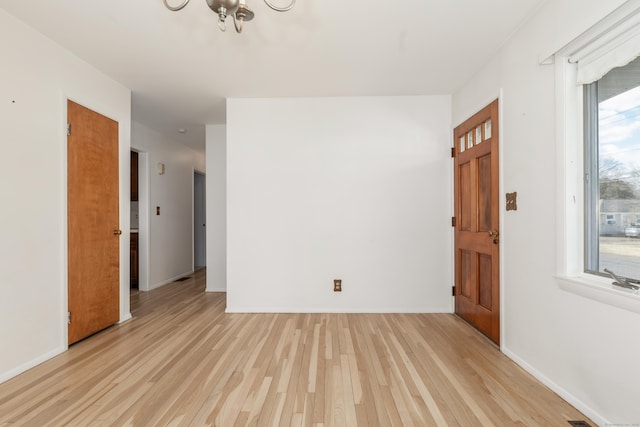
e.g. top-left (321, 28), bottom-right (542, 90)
top-left (131, 122), bottom-right (205, 290)
top-left (452, 0), bottom-right (639, 425)
top-left (227, 96), bottom-right (452, 312)
top-left (205, 125), bottom-right (227, 292)
top-left (0, 10), bottom-right (131, 382)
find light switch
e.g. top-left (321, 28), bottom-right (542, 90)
top-left (506, 192), bottom-right (517, 211)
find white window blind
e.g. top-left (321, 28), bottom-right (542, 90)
top-left (562, 0), bottom-right (640, 85)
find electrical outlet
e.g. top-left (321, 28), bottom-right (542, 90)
top-left (334, 279), bottom-right (342, 292)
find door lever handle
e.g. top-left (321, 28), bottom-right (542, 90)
top-left (488, 230), bottom-right (499, 237)
top-left (113, 229), bottom-right (122, 236)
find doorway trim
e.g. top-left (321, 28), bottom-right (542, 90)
top-left (133, 149), bottom-right (151, 292)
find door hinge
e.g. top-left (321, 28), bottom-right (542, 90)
top-left (67, 311), bottom-right (72, 324)
top-left (451, 147), bottom-right (455, 158)
top-left (67, 123), bottom-right (71, 136)
top-left (452, 286), bottom-right (456, 296)
top-left (451, 216), bottom-right (456, 227)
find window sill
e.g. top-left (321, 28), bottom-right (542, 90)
top-left (555, 274), bottom-right (640, 315)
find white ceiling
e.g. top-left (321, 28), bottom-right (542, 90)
top-left (1, 0), bottom-right (545, 153)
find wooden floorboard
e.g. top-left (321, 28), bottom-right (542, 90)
top-left (0, 269), bottom-right (593, 426)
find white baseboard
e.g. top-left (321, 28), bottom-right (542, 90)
top-left (118, 312), bottom-right (132, 323)
top-left (0, 346), bottom-right (66, 385)
top-left (225, 307), bottom-right (453, 314)
top-left (502, 346), bottom-right (608, 427)
top-left (206, 287), bottom-right (227, 292)
top-left (149, 270), bottom-right (194, 290)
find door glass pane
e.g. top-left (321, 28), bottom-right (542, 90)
top-left (467, 131), bottom-right (473, 149)
top-left (476, 126), bottom-right (482, 144)
top-left (484, 120), bottom-right (492, 140)
top-left (460, 136), bottom-right (466, 153)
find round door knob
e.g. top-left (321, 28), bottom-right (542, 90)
top-left (488, 230), bottom-right (499, 237)
top-left (113, 229), bottom-right (122, 235)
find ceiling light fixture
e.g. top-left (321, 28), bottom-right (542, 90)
top-left (162, 0), bottom-right (295, 33)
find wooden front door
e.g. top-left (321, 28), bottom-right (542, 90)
top-left (68, 100), bottom-right (120, 345)
top-left (453, 100), bottom-right (500, 345)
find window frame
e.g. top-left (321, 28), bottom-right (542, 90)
top-left (583, 82), bottom-right (600, 277)
top-left (554, 57), bottom-right (640, 314)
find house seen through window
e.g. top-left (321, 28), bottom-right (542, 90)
top-left (584, 56), bottom-right (640, 282)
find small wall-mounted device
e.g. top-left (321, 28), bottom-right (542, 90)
top-left (157, 162), bottom-right (165, 175)
top-left (334, 279), bottom-right (342, 292)
top-left (156, 206), bottom-right (160, 215)
top-left (506, 192), bottom-right (517, 211)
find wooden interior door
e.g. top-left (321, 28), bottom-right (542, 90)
top-left (68, 100), bottom-right (120, 345)
top-left (453, 100), bottom-right (500, 345)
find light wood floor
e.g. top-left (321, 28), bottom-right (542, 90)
top-left (0, 269), bottom-right (592, 426)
